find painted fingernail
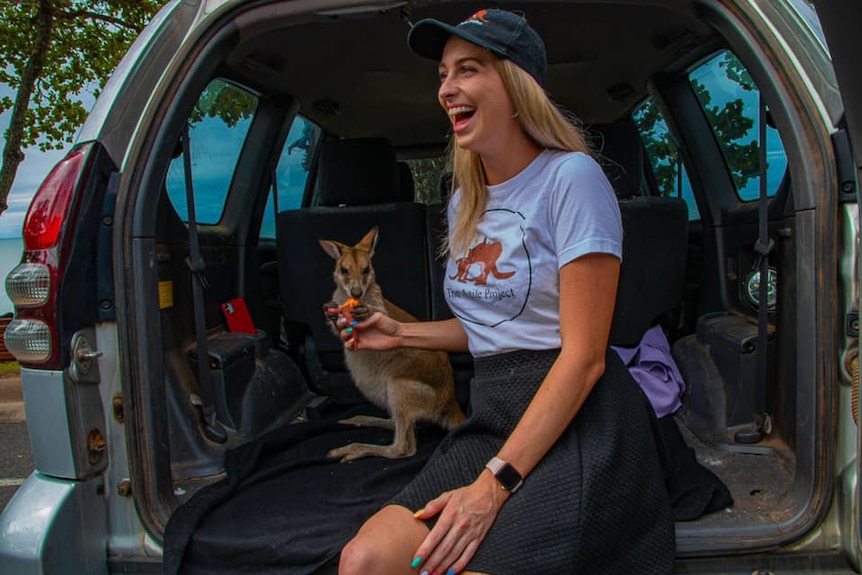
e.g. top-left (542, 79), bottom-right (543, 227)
top-left (446, 570), bottom-right (456, 575)
top-left (350, 321), bottom-right (359, 326)
top-left (420, 572), bottom-right (429, 575)
top-left (412, 508), bottom-right (424, 518)
top-left (410, 556), bottom-right (422, 569)
top-left (345, 327), bottom-right (353, 334)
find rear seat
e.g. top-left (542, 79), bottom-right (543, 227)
top-left (277, 123), bottom-right (688, 406)
top-left (277, 137), bottom-right (430, 401)
top-left (591, 118), bottom-right (690, 347)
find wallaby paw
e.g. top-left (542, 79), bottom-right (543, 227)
top-left (351, 304), bottom-right (371, 322)
top-left (323, 300), bottom-right (340, 323)
top-left (327, 444), bottom-right (373, 462)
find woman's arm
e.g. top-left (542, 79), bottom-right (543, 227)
top-left (491, 252), bottom-right (620, 479)
top-left (344, 315), bottom-right (469, 353)
top-left (401, 317), bottom-right (470, 352)
top-left (412, 252), bottom-right (620, 574)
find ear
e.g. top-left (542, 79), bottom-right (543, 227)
top-left (358, 227), bottom-right (379, 257)
top-left (319, 239), bottom-right (345, 260)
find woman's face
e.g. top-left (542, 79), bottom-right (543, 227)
top-left (438, 37), bottom-right (519, 155)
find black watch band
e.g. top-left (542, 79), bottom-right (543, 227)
top-left (486, 456), bottom-right (524, 493)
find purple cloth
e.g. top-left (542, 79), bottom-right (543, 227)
top-left (612, 325), bottom-right (685, 418)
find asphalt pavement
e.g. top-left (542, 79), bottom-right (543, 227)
top-left (0, 376), bottom-right (33, 514)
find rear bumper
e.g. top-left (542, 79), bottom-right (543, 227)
top-left (0, 471), bottom-right (107, 575)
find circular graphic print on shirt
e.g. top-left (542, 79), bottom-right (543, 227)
top-left (445, 209), bottom-right (531, 327)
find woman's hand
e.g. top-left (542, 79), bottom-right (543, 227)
top-left (338, 311), bottom-right (403, 351)
top-left (411, 473), bottom-right (507, 575)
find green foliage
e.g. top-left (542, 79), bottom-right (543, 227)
top-left (407, 156), bottom-right (449, 204)
top-left (691, 63), bottom-right (760, 191)
top-left (633, 50), bottom-right (762, 197)
top-left (0, 361), bottom-right (20, 379)
top-left (632, 99), bottom-right (679, 197)
top-left (191, 80), bottom-right (259, 129)
top-left (0, 1), bottom-right (164, 152)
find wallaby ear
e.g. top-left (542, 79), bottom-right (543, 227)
top-left (357, 227), bottom-right (379, 256)
top-left (319, 239), bottom-right (344, 260)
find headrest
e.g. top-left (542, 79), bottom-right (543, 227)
top-left (316, 138), bottom-right (401, 206)
top-left (590, 118), bottom-right (645, 199)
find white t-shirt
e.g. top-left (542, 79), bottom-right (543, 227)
top-left (444, 150), bottom-right (623, 357)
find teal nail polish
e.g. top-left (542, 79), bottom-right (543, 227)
top-left (410, 556), bottom-right (422, 569)
top-left (345, 327), bottom-right (353, 334)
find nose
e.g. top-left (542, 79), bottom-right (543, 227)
top-left (350, 286), bottom-right (363, 298)
top-left (438, 75), bottom-right (456, 103)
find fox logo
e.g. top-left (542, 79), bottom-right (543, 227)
top-left (461, 9), bottom-right (489, 25)
top-left (449, 238), bottom-right (516, 285)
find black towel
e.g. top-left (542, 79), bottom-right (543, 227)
top-left (657, 415), bottom-right (734, 521)
top-left (163, 402), bottom-right (446, 575)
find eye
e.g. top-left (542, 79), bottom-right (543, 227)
top-left (438, 70), bottom-right (448, 83)
top-left (339, 266), bottom-right (349, 275)
top-left (361, 267), bottom-right (370, 276)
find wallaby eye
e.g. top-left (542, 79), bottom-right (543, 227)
top-left (339, 266), bottom-right (349, 275)
top-left (362, 267), bottom-right (370, 276)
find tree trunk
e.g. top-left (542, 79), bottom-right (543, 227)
top-left (0, 0), bottom-right (54, 216)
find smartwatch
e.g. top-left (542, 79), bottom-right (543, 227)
top-left (486, 456), bottom-right (524, 493)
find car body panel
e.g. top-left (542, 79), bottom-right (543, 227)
top-left (0, 473), bottom-right (107, 575)
top-left (811, 0), bottom-right (862, 565)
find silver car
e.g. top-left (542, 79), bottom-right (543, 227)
top-left (2, 0), bottom-right (862, 573)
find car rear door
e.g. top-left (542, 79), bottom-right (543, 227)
top-left (814, 0), bottom-right (862, 565)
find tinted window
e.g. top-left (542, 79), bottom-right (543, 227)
top-left (259, 116), bottom-right (322, 239)
top-left (404, 157), bottom-right (448, 205)
top-left (631, 98), bottom-right (700, 221)
top-left (165, 79), bottom-right (258, 223)
top-left (689, 51), bottom-right (788, 201)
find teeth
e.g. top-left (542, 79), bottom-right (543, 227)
top-left (448, 105), bottom-right (476, 117)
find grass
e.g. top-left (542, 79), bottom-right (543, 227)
top-left (0, 361), bottom-right (20, 379)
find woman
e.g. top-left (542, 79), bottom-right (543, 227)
top-left (336, 8), bottom-right (675, 575)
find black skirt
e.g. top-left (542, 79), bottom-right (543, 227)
top-left (389, 348), bottom-right (676, 575)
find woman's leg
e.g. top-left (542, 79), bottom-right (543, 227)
top-left (339, 505), bottom-right (429, 575)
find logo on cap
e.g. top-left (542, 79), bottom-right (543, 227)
top-left (461, 10), bottom-right (489, 26)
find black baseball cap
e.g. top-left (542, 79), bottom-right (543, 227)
top-left (407, 9), bottom-right (547, 88)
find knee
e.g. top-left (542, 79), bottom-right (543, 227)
top-left (338, 536), bottom-right (380, 575)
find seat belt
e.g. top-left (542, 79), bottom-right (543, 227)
top-left (182, 122), bottom-right (227, 444)
top-left (736, 96), bottom-right (774, 444)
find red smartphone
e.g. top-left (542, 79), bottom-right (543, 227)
top-left (221, 297), bottom-right (256, 334)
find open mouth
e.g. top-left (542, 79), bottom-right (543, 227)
top-left (448, 105), bottom-right (476, 132)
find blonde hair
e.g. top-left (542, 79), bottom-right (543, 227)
top-left (445, 57), bottom-right (591, 256)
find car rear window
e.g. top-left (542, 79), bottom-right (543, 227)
top-left (688, 50), bottom-right (788, 202)
top-left (165, 79), bottom-right (258, 224)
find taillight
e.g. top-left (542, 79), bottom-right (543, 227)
top-left (4, 144), bottom-right (92, 368)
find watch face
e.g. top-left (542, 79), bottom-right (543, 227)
top-left (496, 463), bottom-right (523, 492)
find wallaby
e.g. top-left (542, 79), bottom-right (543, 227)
top-left (320, 227), bottom-right (467, 462)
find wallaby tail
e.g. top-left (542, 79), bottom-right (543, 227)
top-left (491, 264), bottom-right (516, 279)
top-left (442, 402), bottom-right (468, 430)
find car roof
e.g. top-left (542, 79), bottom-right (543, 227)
top-left (218, 1), bottom-right (717, 147)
